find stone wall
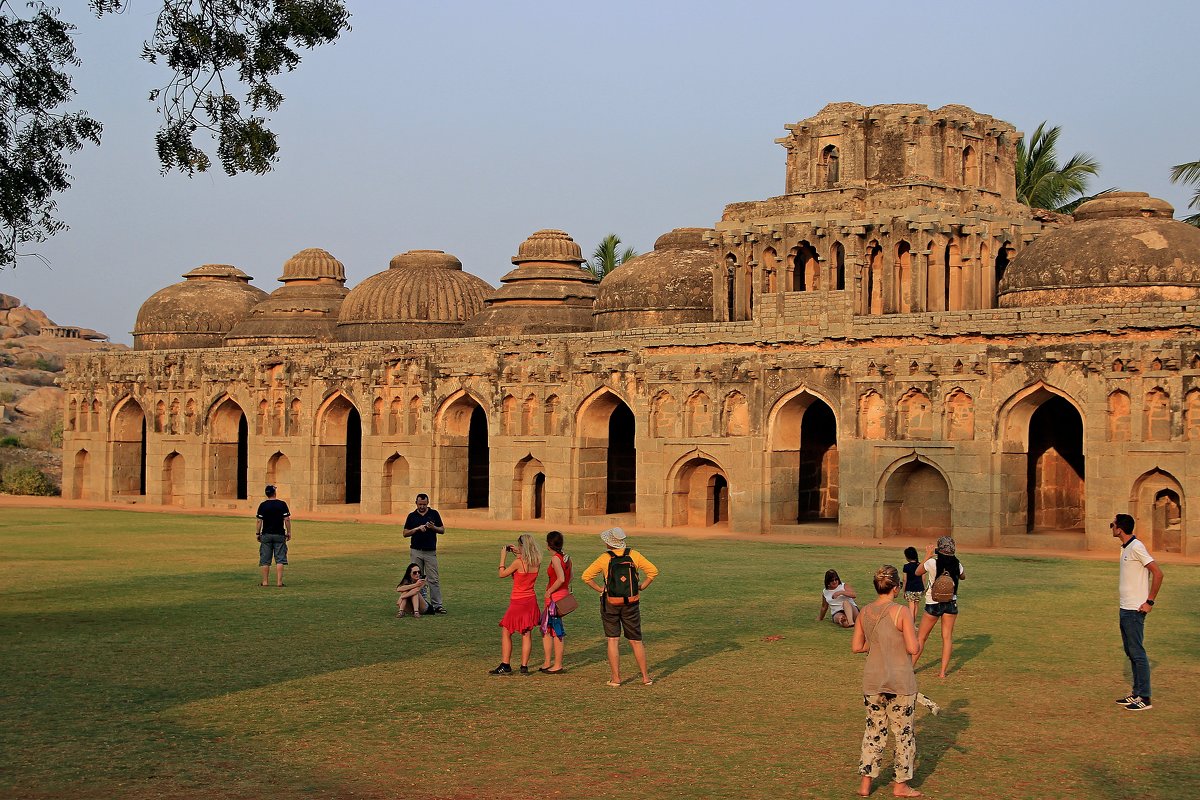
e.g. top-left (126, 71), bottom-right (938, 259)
top-left (61, 296), bottom-right (1200, 555)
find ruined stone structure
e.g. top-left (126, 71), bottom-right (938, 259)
top-left (62, 103), bottom-right (1200, 555)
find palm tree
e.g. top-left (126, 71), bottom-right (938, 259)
top-left (585, 234), bottom-right (638, 280)
top-left (1169, 160), bottom-right (1200, 226)
top-left (1016, 122), bottom-right (1107, 213)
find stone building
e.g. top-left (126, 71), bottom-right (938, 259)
top-left (61, 103), bottom-right (1200, 555)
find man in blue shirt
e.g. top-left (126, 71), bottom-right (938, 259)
top-left (403, 493), bottom-right (446, 613)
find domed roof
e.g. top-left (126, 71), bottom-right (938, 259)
top-left (593, 228), bottom-right (715, 331)
top-left (461, 230), bottom-right (598, 337)
top-left (999, 192), bottom-right (1200, 307)
top-left (133, 264), bottom-right (268, 351)
top-left (280, 247), bottom-right (346, 282)
top-left (225, 248), bottom-right (349, 346)
top-left (336, 250), bottom-right (493, 342)
top-left (512, 229), bottom-right (585, 265)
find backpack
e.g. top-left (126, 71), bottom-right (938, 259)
top-left (930, 569), bottom-right (956, 603)
top-left (605, 548), bottom-right (640, 605)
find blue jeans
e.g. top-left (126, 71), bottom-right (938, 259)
top-left (1118, 609), bottom-right (1151, 700)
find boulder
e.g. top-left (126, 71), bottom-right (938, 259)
top-left (0, 293), bottom-right (19, 311)
top-left (0, 325), bottom-right (19, 340)
top-left (15, 386), bottom-right (63, 416)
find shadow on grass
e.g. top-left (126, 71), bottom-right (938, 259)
top-left (915, 633), bottom-right (993, 677)
top-left (913, 698), bottom-right (970, 789)
top-left (558, 630), bottom-right (743, 680)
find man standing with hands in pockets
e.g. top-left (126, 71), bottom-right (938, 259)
top-left (404, 493), bottom-right (447, 614)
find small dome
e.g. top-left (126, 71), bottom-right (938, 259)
top-left (511, 229), bottom-right (585, 266)
top-left (225, 249), bottom-right (349, 346)
top-left (280, 247), bottom-right (346, 282)
top-left (133, 264), bottom-right (268, 351)
top-left (336, 250), bottom-right (493, 342)
top-left (388, 249), bottom-right (462, 271)
top-left (999, 192), bottom-right (1200, 307)
top-left (462, 230), bottom-right (597, 337)
top-left (593, 228), bottom-right (715, 331)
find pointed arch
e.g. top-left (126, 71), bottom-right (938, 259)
top-left (161, 452), bottom-right (184, 506)
top-left (207, 396), bottom-right (248, 502)
top-left (878, 454), bottom-right (952, 538)
top-left (315, 393), bottom-right (362, 505)
top-left (1130, 468), bottom-right (1184, 554)
top-left (110, 397), bottom-right (146, 497)
top-left (667, 450), bottom-right (730, 527)
top-left (267, 451), bottom-right (292, 506)
top-left (513, 454), bottom-right (547, 520)
top-left (767, 387), bottom-right (839, 523)
top-left (381, 453), bottom-right (408, 515)
top-left (434, 390), bottom-right (489, 509)
top-left (575, 387), bottom-right (636, 516)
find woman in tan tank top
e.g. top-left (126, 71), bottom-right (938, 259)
top-left (851, 565), bottom-right (921, 798)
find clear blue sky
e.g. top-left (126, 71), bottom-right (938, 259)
top-left (3, 0), bottom-right (1197, 343)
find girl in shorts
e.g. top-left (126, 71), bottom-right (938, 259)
top-left (901, 546), bottom-right (924, 622)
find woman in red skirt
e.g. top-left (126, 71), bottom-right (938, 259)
top-left (489, 534), bottom-right (542, 675)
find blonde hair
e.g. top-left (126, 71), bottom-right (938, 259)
top-left (517, 533), bottom-right (542, 571)
top-left (873, 565), bottom-right (900, 594)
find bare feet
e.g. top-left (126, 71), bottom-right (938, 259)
top-left (606, 680), bottom-right (621, 687)
top-left (892, 783), bottom-right (921, 797)
top-left (859, 775), bottom-right (872, 796)
top-left (642, 678), bottom-right (654, 686)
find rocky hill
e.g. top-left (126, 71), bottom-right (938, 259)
top-left (0, 293), bottom-right (126, 491)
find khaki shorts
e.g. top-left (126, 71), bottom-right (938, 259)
top-left (601, 597), bottom-right (642, 640)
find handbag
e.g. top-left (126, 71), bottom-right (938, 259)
top-left (552, 592), bottom-right (579, 616)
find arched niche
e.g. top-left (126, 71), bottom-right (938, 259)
top-left (669, 453), bottom-right (729, 527)
top-left (767, 389), bottom-right (838, 523)
top-left (110, 398), bottom-right (146, 497)
top-left (316, 394), bottom-right (362, 505)
top-left (575, 388), bottom-right (636, 516)
top-left (434, 391), bottom-right (489, 509)
top-left (879, 456), bottom-right (952, 538)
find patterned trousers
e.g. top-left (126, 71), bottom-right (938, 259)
top-left (859, 693), bottom-right (917, 781)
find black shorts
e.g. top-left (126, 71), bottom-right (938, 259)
top-left (925, 600), bottom-right (958, 617)
top-left (600, 598), bottom-right (642, 641)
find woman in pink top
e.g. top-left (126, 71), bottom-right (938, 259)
top-left (538, 530), bottom-right (572, 674)
top-left (490, 534), bottom-right (542, 676)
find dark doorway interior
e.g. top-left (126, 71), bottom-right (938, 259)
top-left (139, 417), bottom-right (148, 496)
top-left (236, 414), bottom-right (248, 500)
top-left (606, 404), bottom-right (636, 513)
top-left (346, 408), bottom-right (362, 504)
top-left (1027, 397), bottom-right (1084, 531)
top-left (798, 401), bottom-right (837, 520)
top-left (533, 472), bottom-right (545, 519)
top-left (467, 405), bottom-right (489, 508)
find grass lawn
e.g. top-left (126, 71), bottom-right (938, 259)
top-left (1, 508), bottom-right (1197, 799)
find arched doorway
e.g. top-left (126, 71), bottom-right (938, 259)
top-left (71, 449), bottom-right (89, 500)
top-left (768, 390), bottom-right (838, 523)
top-left (998, 385), bottom-right (1085, 536)
top-left (317, 395), bottom-right (362, 505)
top-left (161, 452), bottom-right (184, 506)
top-left (381, 453), bottom-right (408, 515)
top-left (671, 456), bottom-right (729, 527)
top-left (576, 390), bottom-right (636, 516)
top-left (208, 398), bottom-right (248, 501)
top-left (513, 455), bottom-right (546, 520)
top-left (267, 451), bottom-right (291, 505)
top-left (435, 393), bottom-right (489, 510)
top-left (111, 399), bottom-right (146, 497)
top-left (881, 459), bottom-right (952, 537)
top-left (1131, 469), bottom-right (1184, 553)
top-left (1028, 397), bottom-right (1084, 532)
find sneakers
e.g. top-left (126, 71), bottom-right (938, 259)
top-left (1115, 694), bottom-right (1138, 705)
top-left (519, 665), bottom-right (530, 675)
top-left (488, 663), bottom-right (513, 675)
top-left (1123, 697), bottom-right (1153, 711)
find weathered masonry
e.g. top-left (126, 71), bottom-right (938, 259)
top-left (63, 103), bottom-right (1200, 555)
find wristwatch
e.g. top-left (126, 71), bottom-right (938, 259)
top-left (1146, 599), bottom-right (1155, 606)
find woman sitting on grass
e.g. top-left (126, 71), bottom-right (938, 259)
top-left (490, 534), bottom-right (542, 675)
top-left (818, 569), bottom-right (859, 628)
top-left (852, 564), bottom-right (921, 798)
top-left (395, 563), bottom-right (428, 618)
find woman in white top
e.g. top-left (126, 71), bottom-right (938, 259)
top-left (818, 569), bottom-right (859, 628)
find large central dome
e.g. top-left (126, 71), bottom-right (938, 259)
top-left (593, 228), bottom-right (715, 331)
